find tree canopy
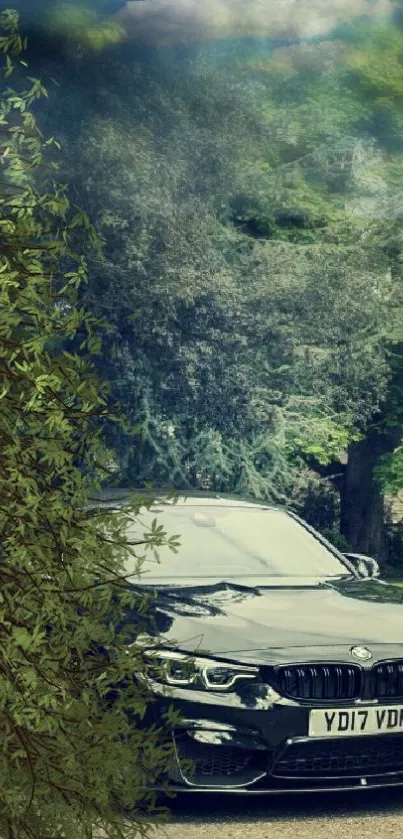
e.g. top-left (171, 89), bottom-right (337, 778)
top-left (13, 4), bottom-right (403, 560)
top-left (31, 19), bottom-right (399, 501)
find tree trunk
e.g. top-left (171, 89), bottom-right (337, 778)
top-left (339, 426), bottom-right (401, 561)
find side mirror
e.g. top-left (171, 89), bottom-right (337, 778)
top-left (343, 553), bottom-right (380, 579)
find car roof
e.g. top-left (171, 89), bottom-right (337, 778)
top-left (157, 495), bottom-right (276, 509)
top-left (88, 489), bottom-right (280, 512)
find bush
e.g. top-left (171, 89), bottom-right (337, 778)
top-left (0, 11), bottom-right (178, 837)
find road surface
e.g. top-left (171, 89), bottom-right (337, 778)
top-left (153, 787), bottom-right (403, 839)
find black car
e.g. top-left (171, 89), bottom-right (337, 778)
top-left (117, 494), bottom-right (403, 795)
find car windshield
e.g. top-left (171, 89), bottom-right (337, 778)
top-left (123, 505), bottom-right (348, 580)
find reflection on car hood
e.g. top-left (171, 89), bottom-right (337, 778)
top-left (147, 579), bottom-right (403, 662)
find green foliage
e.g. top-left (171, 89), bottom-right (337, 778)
top-left (376, 446), bottom-right (403, 494)
top-left (47, 2), bottom-right (127, 50)
top-left (17, 1), bottom-right (127, 51)
top-left (23, 10), bottom-right (403, 510)
top-left (0, 11), bottom-right (178, 838)
top-left (38, 39), bottom-right (398, 502)
top-left (345, 23), bottom-right (403, 100)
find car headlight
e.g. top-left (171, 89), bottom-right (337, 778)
top-left (145, 649), bottom-right (259, 692)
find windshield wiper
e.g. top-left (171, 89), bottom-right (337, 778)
top-left (193, 580), bottom-right (261, 594)
top-left (137, 580), bottom-right (261, 594)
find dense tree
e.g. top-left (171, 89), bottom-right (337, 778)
top-left (23, 5), bottom-right (403, 563)
top-left (0, 11), bottom-right (178, 837)
top-left (212, 25), bottom-right (403, 558)
top-left (288, 22), bottom-right (403, 558)
top-left (31, 40), bottom-right (392, 506)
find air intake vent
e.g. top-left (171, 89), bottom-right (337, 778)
top-left (273, 735), bottom-right (403, 778)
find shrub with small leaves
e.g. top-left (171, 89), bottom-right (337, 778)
top-left (0, 10), bottom-right (179, 839)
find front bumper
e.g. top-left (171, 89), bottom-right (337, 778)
top-left (153, 682), bottom-right (403, 794)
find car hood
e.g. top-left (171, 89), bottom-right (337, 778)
top-left (146, 579), bottom-right (403, 664)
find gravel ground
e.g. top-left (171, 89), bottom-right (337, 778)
top-left (150, 788), bottom-right (403, 839)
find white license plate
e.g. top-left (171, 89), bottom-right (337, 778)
top-left (309, 705), bottom-right (403, 738)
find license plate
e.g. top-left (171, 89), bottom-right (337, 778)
top-left (309, 705), bottom-right (403, 738)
